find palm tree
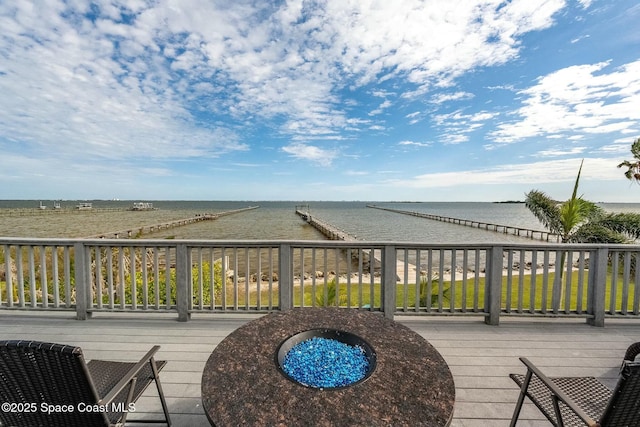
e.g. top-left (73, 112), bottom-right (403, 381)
top-left (526, 160), bottom-right (640, 244)
top-left (618, 138), bottom-right (640, 184)
top-left (526, 160), bottom-right (601, 242)
top-left (526, 160), bottom-right (640, 308)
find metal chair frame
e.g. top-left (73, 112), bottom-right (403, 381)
top-left (0, 340), bottom-right (171, 426)
top-left (510, 342), bottom-right (640, 427)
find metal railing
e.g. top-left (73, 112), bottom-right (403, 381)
top-left (1, 238), bottom-right (639, 326)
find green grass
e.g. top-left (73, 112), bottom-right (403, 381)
top-left (3, 270), bottom-right (637, 314)
top-left (237, 271), bottom-right (637, 313)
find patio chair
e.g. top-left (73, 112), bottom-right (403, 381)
top-left (509, 342), bottom-right (640, 427)
top-left (0, 340), bottom-right (171, 426)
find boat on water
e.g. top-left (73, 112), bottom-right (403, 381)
top-left (75, 202), bottom-right (93, 210)
top-left (129, 202), bottom-right (156, 211)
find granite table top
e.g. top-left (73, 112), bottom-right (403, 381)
top-left (201, 308), bottom-right (455, 426)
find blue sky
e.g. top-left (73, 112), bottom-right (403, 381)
top-left (1, 0), bottom-right (639, 202)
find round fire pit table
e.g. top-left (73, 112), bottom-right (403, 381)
top-left (201, 308), bottom-right (455, 426)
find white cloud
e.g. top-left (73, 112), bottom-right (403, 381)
top-left (102, 0), bottom-right (567, 140)
top-left (577, 0), bottom-right (594, 9)
top-left (369, 100), bottom-right (393, 116)
top-left (434, 110), bottom-right (497, 126)
top-left (471, 112), bottom-right (499, 122)
top-left (385, 158), bottom-right (621, 189)
top-left (430, 92), bottom-right (474, 105)
top-left (491, 60), bottom-right (640, 143)
top-left (0, 1), bottom-right (250, 163)
top-left (281, 143), bottom-right (337, 166)
top-left (487, 84), bottom-right (516, 91)
top-left (443, 134), bottom-right (470, 145)
top-left (431, 110), bottom-right (498, 144)
top-left (597, 137), bottom-right (639, 154)
top-left (536, 146), bottom-right (587, 157)
top-left (371, 90), bottom-right (395, 98)
top-left (0, 0), bottom-right (573, 171)
top-left (399, 140), bottom-right (432, 148)
top-left (571, 34), bottom-right (590, 44)
top-left (405, 111), bottom-right (425, 125)
top-left (597, 143), bottom-right (631, 154)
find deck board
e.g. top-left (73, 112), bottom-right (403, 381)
top-left (0, 312), bottom-right (638, 426)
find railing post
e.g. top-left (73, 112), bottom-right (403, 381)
top-left (382, 245), bottom-right (397, 320)
top-left (176, 244), bottom-right (191, 322)
top-left (485, 246), bottom-right (503, 325)
top-left (279, 243), bottom-right (293, 311)
top-left (551, 250), bottom-right (564, 314)
top-left (74, 242), bottom-right (91, 320)
top-left (587, 247), bottom-right (608, 327)
top-left (4, 244), bottom-right (13, 307)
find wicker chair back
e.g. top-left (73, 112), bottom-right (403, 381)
top-left (0, 340), bottom-right (109, 426)
top-left (600, 362), bottom-right (640, 427)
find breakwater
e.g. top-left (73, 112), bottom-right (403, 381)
top-left (367, 205), bottom-right (561, 242)
top-left (88, 206), bottom-right (259, 239)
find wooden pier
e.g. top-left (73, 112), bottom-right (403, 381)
top-left (367, 205), bottom-right (561, 242)
top-left (294, 206), bottom-right (423, 280)
top-left (295, 206), bottom-right (356, 241)
top-left (88, 206), bottom-right (259, 239)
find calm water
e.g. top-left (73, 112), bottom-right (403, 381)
top-left (2, 200), bottom-right (640, 243)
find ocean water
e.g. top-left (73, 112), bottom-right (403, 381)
top-left (1, 200), bottom-right (639, 243)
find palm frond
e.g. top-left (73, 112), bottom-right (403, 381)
top-left (559, 197), bottom-right (603, 236)
top-left (597, 213), bottom-right (640, 240)
top-left (618, 138), bottom-right (640, 183)
top-left (571, 222), bottom-right (628, 243)
top-left (617, 161), bottom-right (640, 181)
top-left (630, 138), bottom-right (640, 160)
top-left (524, 190), bottom-right (562, 235)
top-left (555, 160), bottom-right (603, 238)
top-left (570, 159), bottom-right (584, 201)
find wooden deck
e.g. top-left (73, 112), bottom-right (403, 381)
top-left (1, 312), bottom-right (638, 426)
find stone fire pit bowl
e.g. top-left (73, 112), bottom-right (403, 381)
top-left (201, 308), bottom-right (455, 426)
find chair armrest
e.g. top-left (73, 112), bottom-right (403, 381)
top-left (623, 342), bottom-right (640, 362)
top-left (98, 345), bottom-right (161, 406)
top-left (518, 358), bottom-right (599, 427)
